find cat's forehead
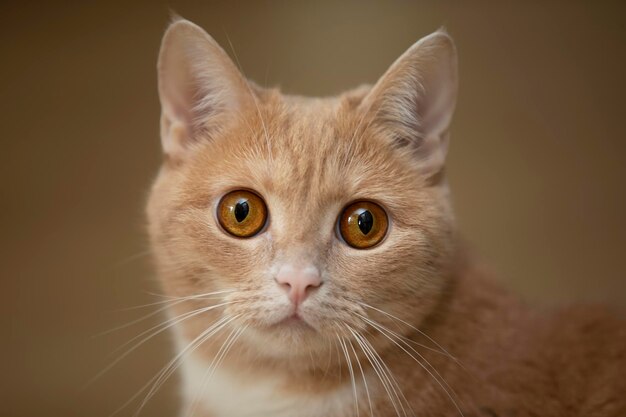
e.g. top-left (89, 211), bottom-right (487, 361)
top-left (248, 95), bottom-right (400, 204)
top-left (187, 92), bottom-right (420, 221)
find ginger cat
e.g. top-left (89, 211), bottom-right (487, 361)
top-left (146, 18), bottom-right (626, 417)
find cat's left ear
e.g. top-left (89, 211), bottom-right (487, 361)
top-left (360, 30), bottom-right (458, 178)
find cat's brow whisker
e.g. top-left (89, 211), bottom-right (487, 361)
top-left (224, 34), bottom-right (273, 165)
top-left (342, 106), bottom-right (368, 168)
top-left (360, 317), bottom-right (465, 417)
top-left (233, 107), bottom-right (266, 160)
top-left (343, 98), bottom-right (386, 169)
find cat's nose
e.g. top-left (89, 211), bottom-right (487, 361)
top-left (275, 264), bottom-right (322, 306)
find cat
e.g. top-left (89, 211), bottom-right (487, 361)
top-left (146, 17), bottom-right (626, 417)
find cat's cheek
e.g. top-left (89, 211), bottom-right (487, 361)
top-left (328, 226), bottom-right (440, 317)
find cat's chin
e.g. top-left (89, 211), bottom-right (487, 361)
top-left (238, 315), bottom-right (330, 359)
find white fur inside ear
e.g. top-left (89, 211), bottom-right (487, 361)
top-left (362, 30), bottom-right (458, 177)
top-left (160, 119), bottom-right (188, 156)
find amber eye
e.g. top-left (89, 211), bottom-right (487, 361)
top-left (338, 201), bottom-right (388, 249)
top-left (217, 190), bottom-right (268, 238)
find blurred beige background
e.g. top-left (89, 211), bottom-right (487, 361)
top-left (2, 1), bottom-right (625, 416)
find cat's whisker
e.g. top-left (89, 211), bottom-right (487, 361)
top-left (357, 313), bottom-right (471, 414)
top-left (334, 336), bottom-right (343, 382)
top-left (98, 289), bottom-right (237, 336)
top-left (353, 311), bottom-right (448, 358)
top-left (308, 339), bottom-right (317, 377)
top-left (347, 336), bottom-right (373, 417)
top-left (95, 300), bottom-right (186, 338)
top-left (349, 326), bottom-right (408, 417)
top-left (111, 249), bottom-right (152, 269)
top-left (357, 301), bottom-right (460, 364)
top-left (111, 300), bottom-right (238, 355)
top-left (338, 335), bottom-right (360, 417)
top-left (184, 323), bottom-right (248, 417)
top-left (359, 316), bottom-right (465, 417)
top-left (133, 315), bottom-right (237, 417)
top-left (143, 288), bottom-right (237, 303)
top-left (348, 326), bottom-right (406, 417)
top-left (111, 314), bottom-right (237, 417)
top-left (207, 324), bottom-right (247, 381)
top-left (361, 333), bottom-right (414, 417)
top-left (115, 296), bottom-right (186, 311)
top-left (321, 335), bottom-right (335, 382)
top-left (87, 301), bottom-right (239, 387)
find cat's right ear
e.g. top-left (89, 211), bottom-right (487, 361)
top-left (157, 18), bottom-right (252, 160)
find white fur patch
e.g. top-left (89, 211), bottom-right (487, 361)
top-left (174, 333), bottom-right (355, 417)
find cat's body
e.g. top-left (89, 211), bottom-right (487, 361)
top-left (147, 19), bottom-right (626, 417)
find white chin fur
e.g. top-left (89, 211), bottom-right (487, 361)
top-left (172, 325), bottom-right (355, 417)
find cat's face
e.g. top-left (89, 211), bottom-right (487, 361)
top-left (148, 20), bottom-right (458, 363)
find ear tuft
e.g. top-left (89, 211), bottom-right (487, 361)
top-left (167, 10), bottom-right (184, 25)
top-left (361, 30), bottom-right (458, 177)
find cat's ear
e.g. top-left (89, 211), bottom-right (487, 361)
top-left (360, 30), bottom-right (458, 178)
top-left (157, 18), bottom-right (252, 159)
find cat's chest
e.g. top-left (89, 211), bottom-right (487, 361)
top-left (179, 354), bottom-right (354, 417)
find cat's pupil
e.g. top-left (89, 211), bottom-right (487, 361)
top-left (234, 200), bottom-right (249, 222)
top-left (358, 210), bottom-right (374, 235)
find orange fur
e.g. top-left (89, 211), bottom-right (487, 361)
top-left (147, 19), bottom-right (626, 417)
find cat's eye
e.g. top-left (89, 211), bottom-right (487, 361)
top-left (217, 190), bottom-right (268, 238)
top-left (338, 201), bottom-right (388, 249)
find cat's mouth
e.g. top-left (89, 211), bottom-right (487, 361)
top-left (270, 312), bottom-right (315, 331)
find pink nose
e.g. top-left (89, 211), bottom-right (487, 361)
top-left (276, 265), bottom-right (322, 306)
